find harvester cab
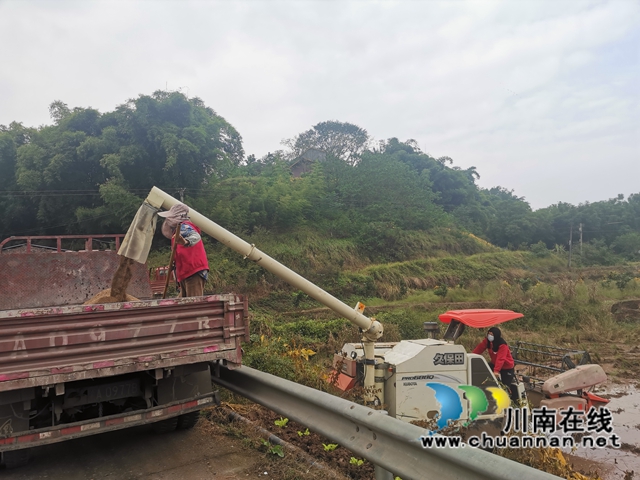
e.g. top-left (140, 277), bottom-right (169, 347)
top-left (446, 312), bottom-right (611, 413)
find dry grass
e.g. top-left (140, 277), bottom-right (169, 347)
top-left (578, 314), bottom-right (626, 343)
top-left (497, 445), bottom-right (604, 480)
top-left (557, 278), bottom-right (578, 301)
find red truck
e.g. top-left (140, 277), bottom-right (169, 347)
top-left (0, 235), bottom-right (249, 468)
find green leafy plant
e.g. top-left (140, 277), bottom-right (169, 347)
top-left (261, 439), bottom-right (284, 457)
top-left (530, 241), bottom-right (550, 258)
top-left (433, 285), bottom-right (448, 298)
top-left (297, 428), bottom-right (310, 437)
top-left (322, 443), bottom-right (338, 451)
top-left (606, 272), bottom-right (634, 291)
top-left (349, 457), bottom-right (364, 466)
top-left (274, 417), bottom-right (289, 428)
top-left (517, 277), bottom-right (536, 292)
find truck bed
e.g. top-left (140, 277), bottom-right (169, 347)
top-left (0, 295), bottom-right (249, 392)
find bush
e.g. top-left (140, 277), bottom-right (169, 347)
top-left (581, 239), bottom-right (620, 266)
top-left (375, 310), bottom-right (429, 339)
top-left (243, 342), bottom-right (299, 381)
top-left (271, 319), bottom-right (350, 343)
top-left (433, 285), bottom-right (448, 298)
top-left (530, 241), bottom-right (550, 258)
top-left (603, 271), bottom-right (634, 291)
top-left (356, 221), bottom-right (406, 263)
top-left (611, 232), bottom-right (640, 260)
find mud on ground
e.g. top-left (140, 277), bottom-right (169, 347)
top-left (204, 405), bottom-right (371, 480)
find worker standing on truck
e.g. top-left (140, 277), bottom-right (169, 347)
top-left (158, 203), bottom-right (209, 297)
top-left (472, 326), bottom-right (518, 402)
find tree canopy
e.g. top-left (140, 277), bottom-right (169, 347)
top-left (0, 91), bottom-right (243, 234)
top-left (0, 92), bottom-right (638, 266)
top-left (281, 120), bottom-right (370, 165)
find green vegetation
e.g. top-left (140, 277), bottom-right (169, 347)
top-left (261, 439), bottom-right (284, 457)
top-left (232, 250), bottom-right (639, 393)
top-left (274, 417), bottom-right (289, 428)
top-left (1, 91), bottom-right (638, 271)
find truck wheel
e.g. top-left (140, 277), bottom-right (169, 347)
top-left (3, 448), bottom-right (30, 469)
top-left (152, 416), bottom-right (179, 434)
top-left (177, 411), bottom-right (200, 430)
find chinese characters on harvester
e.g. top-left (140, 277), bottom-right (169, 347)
top-left (420, 406), bottom-right (621, 449)
top-left (433, 352), bottom-right (465, 365)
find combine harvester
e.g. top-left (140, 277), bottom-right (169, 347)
top-left (333, 308), bottom-right (610, 429)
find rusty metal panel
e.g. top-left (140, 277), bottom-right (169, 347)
top-left (0, 235), bottom-right (124, 254)
top-left (0, 250), bottom-right (153, 310)
top-left (0, 394), bottom-right (215, 452)
top-left (148, 266), bottom-right (174, 296)
top-left (0, 295), bottom-right (249, 391)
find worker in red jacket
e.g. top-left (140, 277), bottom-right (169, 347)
top-left (473, 326), bottom-right (518, 402)
top-left (158, 203), bottom-right (209, 297)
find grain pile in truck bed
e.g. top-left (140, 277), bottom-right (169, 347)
top-left (84, 290), bottom-right (139, 304)
top-left (84, 256), bottom-right (140, 304)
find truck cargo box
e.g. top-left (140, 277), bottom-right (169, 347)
top-left (0, 294), bottom-right (249, 392)
top-left (0, 235), bottom-right (153, 310)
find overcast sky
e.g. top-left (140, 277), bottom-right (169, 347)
top-left (1, 0), bottom-right (638, 210)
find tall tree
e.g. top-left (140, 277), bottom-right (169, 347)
top-left (481, 187), bottom-right (536, 248)
top-left (0, 91), bottom-right (244, 235)
top-left (282, 120), bottom-right (370, 165)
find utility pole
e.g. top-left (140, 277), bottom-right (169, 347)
top-left (579, 223), bottom-right (583, 260)
top-left (568, 223), bottom-right (573, 268)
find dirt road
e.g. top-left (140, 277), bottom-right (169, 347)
top-left (1, 421), bottom-right (258, 480)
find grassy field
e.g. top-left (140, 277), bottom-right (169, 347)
top-left (146, 227), bottom-right (640, 384)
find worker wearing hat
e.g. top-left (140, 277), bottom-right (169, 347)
top-left (157, 203), bottom-right (209, 297)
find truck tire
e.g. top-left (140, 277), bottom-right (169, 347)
top-left (177, 411), bottom-right (200, 430)
top-left (152, 416), bottom-right (179, 434)
top-left (3, 448), bottom-right (30, 469)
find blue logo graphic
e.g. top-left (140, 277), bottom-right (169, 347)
top-left (425, 382), bottom-right (510, 432)
top-left (426, 383), bottom-right (464, 430)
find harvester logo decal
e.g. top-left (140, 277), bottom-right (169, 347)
top-left (433, 352), bottom-right (464, 365)
top-left (426, 383), bottom-right (511, 430)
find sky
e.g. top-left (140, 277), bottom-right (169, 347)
top-left (0, 0), bottom-right (638, 210)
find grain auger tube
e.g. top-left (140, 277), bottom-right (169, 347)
top-left (118, 187), bottom-right (384, 405)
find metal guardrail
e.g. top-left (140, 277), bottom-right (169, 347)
top-left (212, 365), bottom-right (562, 480)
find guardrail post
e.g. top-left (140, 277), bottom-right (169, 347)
top-left (375, 464), bottom-right (394, 480)
top-left (374, 410), bottom-right (395, 480)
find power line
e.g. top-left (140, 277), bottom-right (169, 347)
top-left (0, 191), bottom-right (439, 207)
top-left (5, 212), bottom-right (119, 236)
top-left (0, 188), bottom-right (185, 198)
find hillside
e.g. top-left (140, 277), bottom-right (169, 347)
top-left (2, 91), bottom-right (639, 268)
